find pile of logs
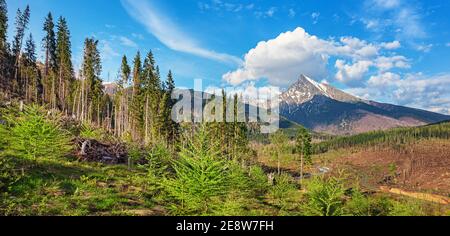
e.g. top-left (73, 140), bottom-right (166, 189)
top-left (75, 138), bottom-right (128, 164)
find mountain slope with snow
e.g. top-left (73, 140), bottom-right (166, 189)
top-left (280, 75), bottom-right (450, 135)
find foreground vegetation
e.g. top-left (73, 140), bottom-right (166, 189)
top-left (1, 104), bottom-right (448, 216)
top-left (0, 1), bottom-right (448, 216)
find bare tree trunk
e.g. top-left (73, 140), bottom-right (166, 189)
top-left (277, 154), bottom-right (281, 175)
top-left (81, 78), bottom-right (85, 122)
top-left (145, 94), bottom-right (149, 144)
top-left (300, 153), bottom-right (304, 188)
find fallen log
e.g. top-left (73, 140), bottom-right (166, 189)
top-left (74, 138), bottom-right (128, 164)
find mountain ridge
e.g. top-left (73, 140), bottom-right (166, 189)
top-left (279, 74), bottom-right (450, 135)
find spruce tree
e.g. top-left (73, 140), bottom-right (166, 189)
top-left (141, 51), bottom-right (161, 144)
top-left (0, 0), bottom-right (7, 52)
top-left (56, 16), bottom-right (74, 112)
top-left (12, 6), bottom-right (30, 61)
top-left (81, 38), bottom-right (102, 124)
top-left (0, 0), bottom-right (7, 88)
top-left (24, 34), bottom-right (36, 64)
top-left (42, 12), bottom-right (57, 76)
top-left (164, 70), bottom-right (179, 144)
top-left (130, 51), bottom-right (143, 141)
top-left (116, 55), bottom-right (130, 137)
top-left (296, 126), bottom-right (312, 187)
top-left (23, 34), bottom-right (42, 103)
top-left (11, 5), bottom-right (30, 94)
top-left (42, 12), bottom-right (57, 108)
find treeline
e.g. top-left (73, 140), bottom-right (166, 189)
top-left (0, 2), bottom-right (180, 146)
top-left (313, 122), bottom-right (450, 153)
top-left (0, 2), bottom-right (251, 159)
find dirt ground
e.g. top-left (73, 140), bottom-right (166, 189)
top-left (323, 139), bottom-right (450, 196)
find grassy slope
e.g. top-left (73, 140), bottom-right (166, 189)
top-left (1, 157), bottom-right (164, 216)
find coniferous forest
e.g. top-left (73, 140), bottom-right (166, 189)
top-left (0, 1), bottom-right (449, 218)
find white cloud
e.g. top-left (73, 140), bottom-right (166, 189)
top-left (119, 36), bottom-right (138, 48)
top-left (335, 60), bottom-right (373, 83)
top-left (255, 7), bottom-right (277, 18)
top-left (121, 0), bottom-right (242, 65)
top-left (363, 0), bottom-right (427, 42)
top-left (380, 40), bottom-right (401, 49)
top-left (362, 19), bottom-right (380, 30)
top-left (351, 72), bottom-right (450, 114)
top-left (223, 27), bottom-right (407, 87)
top-left (415, 43), bottom-right (433, 52)
top-left (198, 0), bottom-right (250, 13)
top-left (374, 55), bottom-right (410, 71)
top-left (373, 0), bottom-right (401, 9)
top-left (223, 28), bottom-right (332, 86)
top-left (100, 40), bottom-right (120, 60)
top-left (205, 82), bottom-right (281, 107)
top-left (367, 71), bottom-right (401, 87)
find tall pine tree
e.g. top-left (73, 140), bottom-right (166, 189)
top-left (56, 16), bottom-right (74, 112)
top-left (42, 12), bottom-right (57, 108)
top-left (130, 51), bottom-right (143, 141)
top-left (0, 0), bottom-right (8, 88)
top-left (81, 38), bottom-right (102, 124)
top-left (115, 55), bottom-right (130, 137)
top-left (12, 5), bottom-right (30, 94)
top-left (23, 33), bottom-right (41, 103)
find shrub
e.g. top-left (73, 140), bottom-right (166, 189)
top-left (389, 200), bottom-right (424, 216)
top-left (248, 165), bottom-right (270, 194)
top-left (6, 105), bottom-right (72, 161)
top-left (145, 143), bottom-right (172, 185)
top-left (345, 189), bottom-right (392, 216)
top-left (79, 123), bottom-right (105, 140)
top-left (162, 125), bottom-right (243, 215)
top-left (302, 175), bottom-right (347, 216)
top-left (267, 173), bottom-right (299, 215)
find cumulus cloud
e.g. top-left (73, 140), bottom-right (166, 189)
top-left (380, 40), bottom-right (401, 49)
top-left (223, 28), bottom-right (332, 86)
top-left (374, 55), bottom-right (410, 71)
top-left (223, 27), bottom-right (407, 87)
top-left (335, 60), bottom-right (373, 83)
top-left (205, 82), bottom-right (281, 110)
top-left (121, 0), bottom-right (242, 65)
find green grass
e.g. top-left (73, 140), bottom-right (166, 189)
top-left (0, 157), bottom-right (160, 216)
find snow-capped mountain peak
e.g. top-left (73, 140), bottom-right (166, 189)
top-left (280, 74), bottom-right (360, 105)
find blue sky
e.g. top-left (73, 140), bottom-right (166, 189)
top-left (6, 0), bottom-right (450, 114)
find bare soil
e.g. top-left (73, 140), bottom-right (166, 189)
top-left (327, 139), bottom-right (450, 196)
